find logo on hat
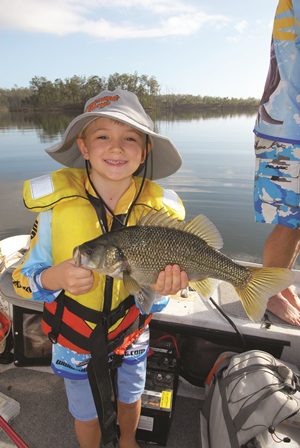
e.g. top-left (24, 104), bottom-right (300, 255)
top-left (85, 95), bottom-right (120, 112)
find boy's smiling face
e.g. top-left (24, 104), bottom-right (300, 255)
top-left (77, 117), bottom-right (146, 183)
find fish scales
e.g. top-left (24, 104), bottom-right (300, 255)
top-left (108, 225), bottom-right (251, 287)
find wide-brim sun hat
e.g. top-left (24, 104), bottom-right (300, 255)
top-left (45, 88), bottom-right (182, 180)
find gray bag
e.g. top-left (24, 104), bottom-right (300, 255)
top-left (200, 350), bottom-right (300, 448)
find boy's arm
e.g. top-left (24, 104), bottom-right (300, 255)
top-left (12, 211), bottom-right (60, 302)
top-left (13, 210), bottom-right (94, 300)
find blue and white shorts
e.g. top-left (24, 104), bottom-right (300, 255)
top-left (64, 328), bottom-right (149, 421)
top-left (254, 136), bottom-right (300, 229)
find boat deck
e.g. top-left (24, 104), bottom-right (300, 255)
top-left (0, 363), bottom-right (203, 448)
top-left (2, 362), bottom-right (300, 448)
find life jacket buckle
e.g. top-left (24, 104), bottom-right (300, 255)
top-left (109, 354), bottom-right (123, 370)
top-left (48, 331), bottom-right (58, 344)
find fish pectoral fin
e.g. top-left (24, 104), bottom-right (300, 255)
top-left (123, 273), bottom-right (156, 315)
top-left (135, 287), bottom-right (157, 315)
top-left (190, 278), bottom-right (219, 300)
top-left (123, 273), bottom-right (141, 295)
top-left (235, 266), bottom-right (295, 322)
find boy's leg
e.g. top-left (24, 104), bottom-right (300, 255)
top-left (118, 399), bottom-right (141, 448)
top-left (74, 418), bottom-right (101, 448)
top-left (64, 378), bottom-right (101, 447)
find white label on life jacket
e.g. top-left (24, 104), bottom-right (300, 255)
top-left (162, 189), bottom-right (182, 212)
top-left (30, 174), bottom-right (54, 199)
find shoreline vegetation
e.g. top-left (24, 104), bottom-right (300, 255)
top-left (0, 73), bottom-right (259, 114)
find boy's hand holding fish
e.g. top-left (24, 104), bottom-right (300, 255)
top-left (153, 264), bottom-right (189, 295)
top-left (40, 259), bottom-right (94, 296)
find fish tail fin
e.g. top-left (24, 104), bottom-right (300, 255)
top-left (235, 267), bottom-right (294, 321)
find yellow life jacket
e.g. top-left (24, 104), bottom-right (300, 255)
top-left (16, 168), bottom-right (185, 354)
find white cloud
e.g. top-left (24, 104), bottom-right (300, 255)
top-left (224, 18), bottom-right (249, 43)
top-left (85, 0), bottom-right (197, 14)
top-left (234, 19), bottom-right (248, 33)
top-left (226, 36), bottom-right (240, 43)
top-left (0, 0), bottom-right (229, 39)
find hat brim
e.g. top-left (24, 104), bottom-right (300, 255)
top-left (45, 111), bottom-right (182, 180)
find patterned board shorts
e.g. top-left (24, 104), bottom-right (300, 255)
top-left (254, 136), bottom-right (300, 229)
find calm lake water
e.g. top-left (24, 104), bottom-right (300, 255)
top-left (0, 109), bottom-right (273, 264)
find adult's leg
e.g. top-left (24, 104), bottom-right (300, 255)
top-left (263, 224), bottom-right (300, 269)
top-left (263, 224), bottom-right (300, 325)
top-left (74, 418), bottom-right (101, 448)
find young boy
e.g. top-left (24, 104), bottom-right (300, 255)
top-left (12, 89), bottom-right (188, 448)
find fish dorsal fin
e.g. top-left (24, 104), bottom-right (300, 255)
top-left (138, 208), bottom-right (185, 230)
top-left (138, 209), bottom-right (223, 249)
top-left (182, 215), bottom-right (223, 250)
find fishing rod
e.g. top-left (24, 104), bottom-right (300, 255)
top-left (0, 415), bottom-right (30, 448)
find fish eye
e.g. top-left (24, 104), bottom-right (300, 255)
top-left (85, 248), bottom-right (94, 256)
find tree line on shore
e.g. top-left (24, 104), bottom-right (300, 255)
top-left (0, 72), bottom-right (259, 112)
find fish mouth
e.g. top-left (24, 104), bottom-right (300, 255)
top-left (73, 246), bottom-right (82, 267)
top-left (73, 246), bottom-right (96, 269)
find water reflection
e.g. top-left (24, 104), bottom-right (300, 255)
top-left (151, 107), bottom-right (257, 123)
top-left (0, 110), bottom-right (76, 142)
top-left (0, 107), bottom-right (256, 137)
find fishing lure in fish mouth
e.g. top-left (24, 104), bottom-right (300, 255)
top-left (73, 209), bottom-right (294, 319)
top-left (73, 247), bottom-right (82, 267)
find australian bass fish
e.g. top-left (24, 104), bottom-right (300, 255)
top-left (73, 209), bottom-right (294, 320)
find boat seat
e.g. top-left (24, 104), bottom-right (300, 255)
top-left (0, 268), bottom-right (43, 312)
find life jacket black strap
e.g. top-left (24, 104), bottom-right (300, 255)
top-left (85, 190), bottom-right (125, 447)
top-left (87, 317), bottom-right (118, 447)
top-left (86, 191), bottom-right (109, 233)
top-left (47, 291), bottom-right (65, 344)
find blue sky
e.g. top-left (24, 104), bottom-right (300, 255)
top-left (1, 0), bottom-right (277, 98)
